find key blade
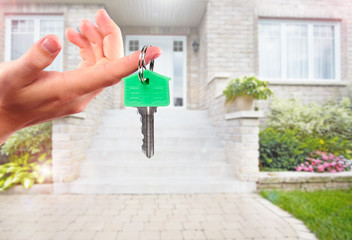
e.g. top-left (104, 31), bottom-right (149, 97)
top-left (137, 107), bottom-right (157, 158)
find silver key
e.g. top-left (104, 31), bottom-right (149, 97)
top-left (137, 107), bottom-right (157, 158)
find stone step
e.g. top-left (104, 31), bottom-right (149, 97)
top-left (55, 177), bottom-right (256, 194)
top-left (86, 148), bottom-right (226, 162)
top-left (104, 108), bottom-right (209, 118)
top-left (96, 127), bottom-right (218, 137)
top-left (91, 136), bottom-right (223, 148)
top-left (79, 161), bottom-right (233, 178)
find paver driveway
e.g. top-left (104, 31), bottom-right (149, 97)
top-left (0, 194), bottom-right (317, 240)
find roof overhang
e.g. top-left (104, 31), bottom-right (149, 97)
top-left (2, 0), bottom-right (208, 27)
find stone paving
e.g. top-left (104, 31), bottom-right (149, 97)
top-left (0, 194), bottom-right (317, 240)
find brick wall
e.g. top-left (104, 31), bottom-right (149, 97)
top-left (200, 0), bottom-right (351, 112)
top-left (0, 3), bottom-right (115, 183)
top-left (201, 0), bottom-right (352, 182)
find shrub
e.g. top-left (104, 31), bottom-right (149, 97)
top-left (267, 98), bottom-right (352, 141)
top-left (259, 128), bottom-right (352, 171)
top-left (0, 122), bottom-right (52, 191)
top-left (259, 128), bottom-right (311, 170)
top-left (296, 151), bottom-right (352, 173)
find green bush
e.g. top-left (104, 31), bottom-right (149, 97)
top-left (260, 98), bottom-right (352, 171)
top-left (259, 128), bottom-right (311, 170)
top-left (0, 122), bottom-right (52, 191)
top-left (267, 98), bottom-right (352, 141)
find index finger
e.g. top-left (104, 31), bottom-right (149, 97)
top-left (62, 46), bottom-right (162, 96)
top-left (95, 9), bottom-right (123, 60)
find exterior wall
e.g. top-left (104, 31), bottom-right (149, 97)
top-left (120, 26), bottom-right (201, 109)
top-left (201, 0), bottom-right (351, 112)
top-left (201, 0), bottom-right (352, 182)
top-left (0, 3), bottom-right (116, 183)
top-left (254, 0), bottom-right (352, 117)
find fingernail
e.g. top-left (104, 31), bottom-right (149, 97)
top-left (42, 38), bottom-right (60, 54)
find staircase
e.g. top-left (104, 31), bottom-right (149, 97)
top-left (62, 108), bottom-right (256, 194)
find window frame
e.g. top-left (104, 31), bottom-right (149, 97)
top-left (5, 14), bottom-right (64, 71)
top-left (258, 19), bottom-right (341, 81)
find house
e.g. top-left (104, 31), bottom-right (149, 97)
top-left (0, 0), bottom-right (350, 193)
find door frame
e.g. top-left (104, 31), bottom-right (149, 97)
top-left (125, 35), bottom-right (187, 108)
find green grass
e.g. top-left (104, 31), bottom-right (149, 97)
top-left (260, 188), bottom-right (352, 240)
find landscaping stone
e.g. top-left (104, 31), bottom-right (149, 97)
top-left (257, 171), bottom-right (352, 191)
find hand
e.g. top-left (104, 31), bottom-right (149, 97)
top-left (0, 9), bottom-right (161, 144)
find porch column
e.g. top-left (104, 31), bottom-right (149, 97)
top-left (224, 111), bottom-right (263, 182)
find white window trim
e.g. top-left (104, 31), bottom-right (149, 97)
top-left (259, 19), bottom-right (341, 82)
top-left (5, 14), bottom-right (64, 71)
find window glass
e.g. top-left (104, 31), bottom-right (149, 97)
top-left (10, 19), bottom-right (34, 60)
top-left (173, 51), bottom-right (183, 106)
top-left (7, 16), bottom-right (63, 71)
top-left (314, 25), bottom-right (335, 79)
top-left (259, 23), bottom-right (281, 78)
top-left (259, 20), bottom-right (339, 80)
top-left (286, 24), bottom-right (308, 78)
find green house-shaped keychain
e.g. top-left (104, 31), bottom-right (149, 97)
top-left (123, 70), bottom-right (171, 107)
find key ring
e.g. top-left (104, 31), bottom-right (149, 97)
top-left (138, 45), bottom-right (154, 84)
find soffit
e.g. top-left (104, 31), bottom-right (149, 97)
top-left (2, 0), bottom-right (208, 27)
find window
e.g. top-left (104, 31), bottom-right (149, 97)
top-left (129, 40), bottom-right (139, 51)
top-left (259, 20), bottom-right (340, 80)
top-left (173, 41), bottom-right (183, 52)
top-left (6, 15), bottom-right (64, 71)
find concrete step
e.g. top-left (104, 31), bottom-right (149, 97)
top-left (55, 177), bottom-right (256, 194)
top-left (96, 127), bottom-right (218, 138)
top-left (79, 161), bottom-right (233, 178)
top-left (86, 148), bottom-right (226, 162)
top-left (91, 136), bottom-right (223, 148)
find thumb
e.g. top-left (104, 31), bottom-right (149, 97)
top-left (14, 35), bottom-right (61, 84)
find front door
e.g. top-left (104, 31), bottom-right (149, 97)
top-left (126, 35), bottom-right (186, 107)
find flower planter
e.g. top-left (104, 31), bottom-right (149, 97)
top-left (234, 96), bottom-right (254, 111)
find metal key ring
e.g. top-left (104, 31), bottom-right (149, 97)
top-left (138, 45), bottom-right (154, 84)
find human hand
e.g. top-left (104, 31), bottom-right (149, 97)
top-left (0, 9), bottom-right (161, 144)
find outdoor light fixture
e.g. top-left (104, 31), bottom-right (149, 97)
top-left (192, 41), bottom-right (199, 52)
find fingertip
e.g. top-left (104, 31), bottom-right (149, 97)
top-left (96, 9), bottom-right (110, 20)
top-left (145, 46), bottom-right (162, 63)
top-left (41, 35), bottom-right (61, 54)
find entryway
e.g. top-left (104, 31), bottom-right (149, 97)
top-left (126, 35), bottom-right (187, 108)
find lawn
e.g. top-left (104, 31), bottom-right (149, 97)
top-left (261, 188), bottom-right (352, 240)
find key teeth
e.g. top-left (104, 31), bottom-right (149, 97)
top-left (137, 107), bottom-right (156, 158)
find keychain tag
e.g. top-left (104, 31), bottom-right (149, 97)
top-left (123, 70), bottom-right (171, 107)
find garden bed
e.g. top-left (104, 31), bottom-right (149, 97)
top-left (0, 183), bottom-right (52, 194)
top-left (257, 171), bottom-right (352, 191)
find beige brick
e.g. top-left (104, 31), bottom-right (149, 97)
top-left (160, 231), bottom-right (183, 240)
top-left (93, 231), bottom-right (118, 240)
top-left (140, 231), bottom-right (160, 240)
top-left (182, 230), bottom-right (206, 240)
top-left (117, 231), bottom-right (140, 240)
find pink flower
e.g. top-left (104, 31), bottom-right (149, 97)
top-left (322, 155), bottom-right (328, 160)
top-left (317, 166), bottom-right (324, 172)
top-left (296, 166), bottom-right (302, 171)
top-left (330, 169), bottom-right (336, 173)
